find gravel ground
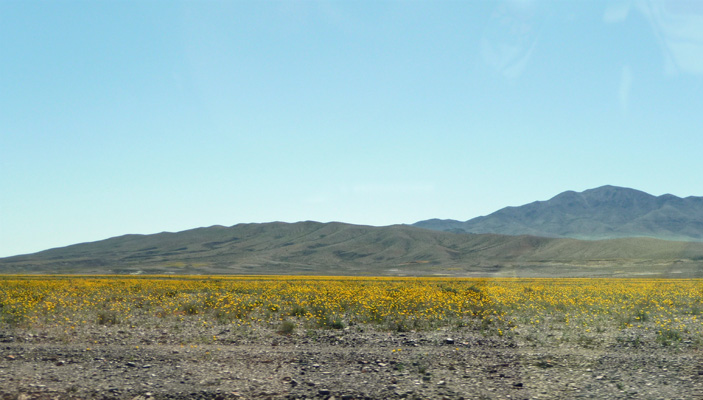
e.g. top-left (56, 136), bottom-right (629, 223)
top-left (1, 326), bottom-right (703, 400)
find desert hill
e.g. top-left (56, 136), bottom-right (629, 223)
top-left (2, 221), bottom-right (702, 277)
top-left (414, 185), bottom-right (703, 241)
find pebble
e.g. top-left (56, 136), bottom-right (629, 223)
top-left (2, 325), bottom-right (700, 399)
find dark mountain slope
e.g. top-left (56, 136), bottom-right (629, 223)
top-left (414, 186), bottom-right (703, 241)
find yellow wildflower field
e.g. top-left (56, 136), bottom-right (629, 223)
top-left (1, 275), bottom-right (701, 347)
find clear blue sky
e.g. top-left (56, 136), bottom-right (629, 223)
top-left (3, 1), bottom-right (703, 257)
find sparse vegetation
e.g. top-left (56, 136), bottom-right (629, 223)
top-left (277, 320), bottom-right (296, 335)
top-left (0, 275), bottom-right (702, 348)
top-left (96, 311), bottom-right (119, 325)
top-left (1, 274), bottom-right (702, 399)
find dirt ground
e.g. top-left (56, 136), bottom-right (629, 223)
top-left (1, 325), bottom-right (702, 400)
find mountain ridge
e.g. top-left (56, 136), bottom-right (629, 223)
top-left (2, 220), bottom-right (703, 277)
top-left (4, 185), bottom-right (703, 277)
top-left (414, 185), bottom-right (703, 241)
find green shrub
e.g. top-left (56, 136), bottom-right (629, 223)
top-left (278, 320), bottom-right (296, 335)
top-left (97, 311), bottom-right (119, 325)
top-left (290, 305), bottom-right (307, 317)
top-left (181, 302), bottom-right (199, 315)
top-left (657, 329), bottom-right (682, 346)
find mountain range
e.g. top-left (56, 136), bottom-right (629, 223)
top-left (414, 185), bottom-right (703, 241)
top-left (2, 185), bottom-right (703, 277)
top-left (2, 221), bottom-right (703, 277)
